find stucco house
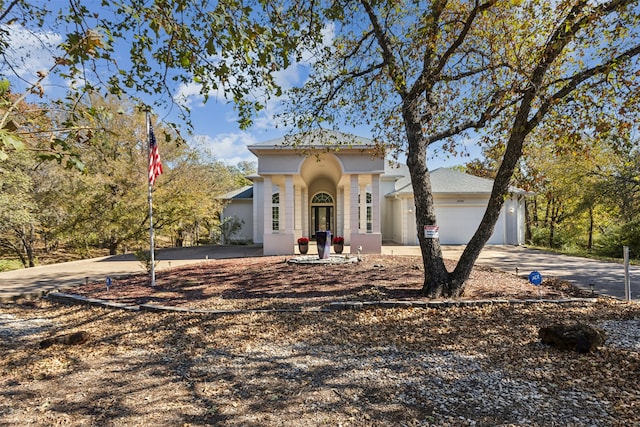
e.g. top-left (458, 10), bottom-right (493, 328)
top-left (221, 130), bottom-right (528, 255)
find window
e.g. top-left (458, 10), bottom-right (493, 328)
top-left (358, 191), bottom-right (373, 233)
top-left (366, 192), bottom-right (372, 233)
top-left (312, 192), bottom-right (333, 204)
top-left (272, 192), bottom-right (279, 231)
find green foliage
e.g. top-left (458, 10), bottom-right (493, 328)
top-left (595, 222), bottom-right (640, 260)
top-left (1, 0), bottom-right (321, 147)
top-left (0, 92), bottom-right (251, 264)
top-left (523, 134), bottom-right (640, 260)
top-left (0, 258), bottom-right (24, 272)
top-left (529, 226), bottom-right (551, 248)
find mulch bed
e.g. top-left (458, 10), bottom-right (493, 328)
top-left (66, 255), bottom-right (595, 310)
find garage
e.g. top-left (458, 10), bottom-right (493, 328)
top-left (387, 167), bottom-right (527, 246)
top-left (434, 204), bottom-right (506, 245)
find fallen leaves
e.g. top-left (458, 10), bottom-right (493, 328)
top-left (0, 256), bottom-right (638, 426)
top-left (65, 255), bottom-right (594, 311)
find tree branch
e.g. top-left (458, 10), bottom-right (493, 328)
top-left (0, 0), bottom-right (20, 23)
top-left (360, 0), bottom-right (408, 96)
top-left (410, 0), bottom-right (497, 102)
top-left (530, 43), bottom-right (640, 130)
top-left (423, 89), bottom-right (517, 145)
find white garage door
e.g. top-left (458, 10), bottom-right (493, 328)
top-left (435, 206), bottom-right (505, 245)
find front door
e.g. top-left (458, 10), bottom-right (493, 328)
top-left (312, 206), bottom-right (333, 238)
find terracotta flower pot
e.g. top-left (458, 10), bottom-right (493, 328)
top-left (298, 243), bottom-right (309, 255)
top-left (333, 244), bottom-right (344, 254)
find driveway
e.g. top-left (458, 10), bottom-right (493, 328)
top-left (481, 246), bottom-right (638, 300)
top-left (439, 245), bottom-right (638, 300)
top-left (0, 245), bottom-right (637, 301)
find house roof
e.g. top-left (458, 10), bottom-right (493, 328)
top-left (221, 185), bottom-right (253, 200)
top-left (383, 161), bottom-right (410, 179)
top-left (247, 129), bottom-right (375, 154)
top-left (388, 167), bottom-right (530, 196)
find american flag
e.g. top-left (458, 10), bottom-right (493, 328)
top-left (148, 116), bottom-right (163, 185)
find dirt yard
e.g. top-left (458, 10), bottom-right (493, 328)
top-left (1, 255), bottom-right (639, 426)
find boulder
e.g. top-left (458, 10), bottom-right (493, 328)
top-left (40, 331), bottom-right (91, 349)
top-left (538, 323), bottom-right (606, 354)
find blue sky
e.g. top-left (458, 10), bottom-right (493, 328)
top-left (2, 4), bottom-right (480, 170)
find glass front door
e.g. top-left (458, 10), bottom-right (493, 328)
top-left (311, 206), bottom-right (333, 238)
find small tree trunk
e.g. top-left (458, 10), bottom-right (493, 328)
top-left (17, 225), bottom-right (36, 267)
top-left (524, 199), bottom-right (531, 243)
top-left (587, 205), bottom-right (594, 250)
top-left (109, 234), bottom-right (118, 256)
top-left (6, 239), bottom-right (29, 268)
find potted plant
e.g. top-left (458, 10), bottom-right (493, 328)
top-left (332, 236), bottom-right (344, 254)
top-left (297, 237), bottom-right (309, 254)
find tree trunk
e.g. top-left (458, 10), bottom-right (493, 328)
top-left (450, 101), bottom-right (534, 294)
top-left (587, 205), bottom-right (594, 250)
top-left (17, 225), bottom-right (36, 268)
top-left (402, 103), bottom-right (450, 297)
top-left (109, 234), bottom-right (118, 256)
top-left (403, 86), bottom-right (533, 298)
top-left (543, 196), bottom-right (550, 226)
top-left (549, 198), bottom-right (562, 248)
top-left (3, 239), bottom-right (28, 268)
top-left (525, 199), bottom-right (532, 243)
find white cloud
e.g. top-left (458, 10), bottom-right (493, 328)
top-left (2, 24), bottom-right (62, 90)
top-left (194, 132), bottom-right (259, 165)
top-left (174, 21), bottom-right (335, 113)
top-left (273, 62), bottom-right (306, 90)
top-left (174, 80), bottom-right (228, 108)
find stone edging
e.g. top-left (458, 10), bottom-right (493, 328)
top-left (45, 292), bottom-right (601, 316)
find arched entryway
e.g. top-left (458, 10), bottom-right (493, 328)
top-left (310, 192), bottom-right (334, 238)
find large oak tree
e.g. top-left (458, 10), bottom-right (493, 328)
top-left (280, 0), bottom-right (640, 297)
top-left (2, 1), bottom-right (638, 295)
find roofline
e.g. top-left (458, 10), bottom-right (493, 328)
top-left (247, 143), bottom-right (375, 154)
top-left (247, 130), bottom-right (377, 155)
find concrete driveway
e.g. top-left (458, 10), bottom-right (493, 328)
top-left (0, 244), bottom-right (637, 301)
top-left (467, 246), bottom-right (638, 301)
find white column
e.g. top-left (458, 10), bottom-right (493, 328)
top-left (263, 176), bottom-right (272, 234)
top-left (294, 184), bottom-right (302, 232)
top-left (359, 183), bottom-right (367, 233)
top-left (372, 174), bottom-right (381, 233)
top-left (343, 185), bottom-right (350, 239)
top-left (350, 175), bottom-right (360, 233)
top-left (302, 187), bottom-right (308, 237)
top-left (336, 187), bottom-right (343, 236)
top-left (253, 180), bottom-right (259, 243)
top-left (284, 175), bottom-right (294, 234)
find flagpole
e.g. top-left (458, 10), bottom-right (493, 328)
top-left (146, 112), bottom-right (156, 287)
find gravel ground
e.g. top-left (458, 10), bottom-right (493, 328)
top-left (0, 256), bottom-right (639, 426)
